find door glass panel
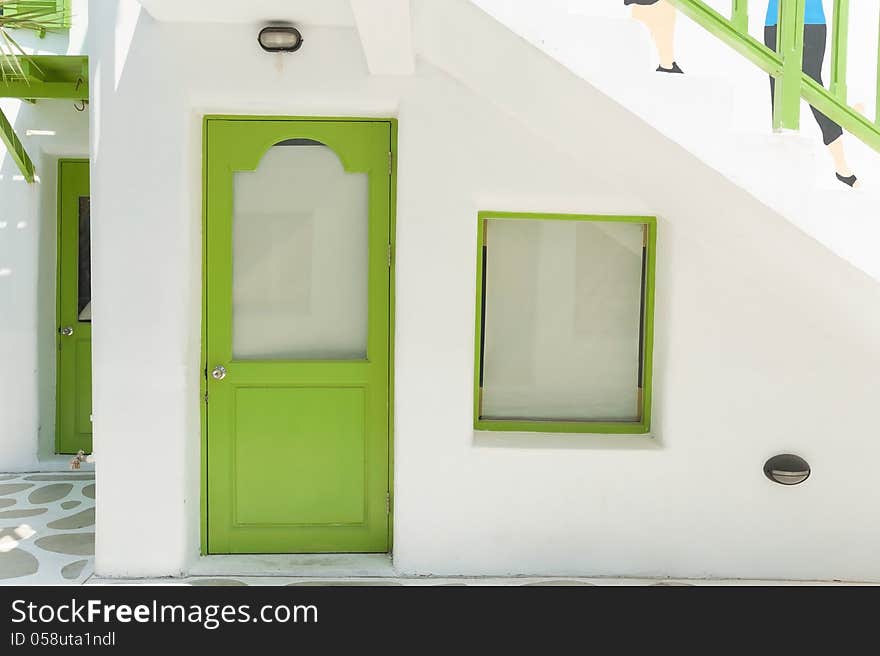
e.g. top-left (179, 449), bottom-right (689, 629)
top-left (77, 197), bottom-right (91, 321)
top-left (232, 140), bottom-right (369, 360)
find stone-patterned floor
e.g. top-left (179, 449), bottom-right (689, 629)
top-left (0, 472), bottom-right (95, 584)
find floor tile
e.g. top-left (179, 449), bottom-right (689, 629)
top-left (0, 473), bottom-right (95, 585)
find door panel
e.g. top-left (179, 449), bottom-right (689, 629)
top-left (57, 160), bottom-right (92, 455)
top-left (234, 387), bottom-right (366, 526)
top-left (205, 118), bottom-right (392, 554)
top-left (75, 342), bottom-right (93, 435)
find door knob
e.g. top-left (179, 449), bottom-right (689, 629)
top-left (59, 326), bottom-right (74, 337)
top-left (211, 365), bottom-right (227, 381)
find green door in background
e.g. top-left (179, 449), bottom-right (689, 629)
top-left (205, 117), bottom-right (393, 554)
top-left (57, 159), bottom-right (92, 455)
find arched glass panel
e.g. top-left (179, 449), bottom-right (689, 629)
top-left (232, 140), bottom-right (369, 360)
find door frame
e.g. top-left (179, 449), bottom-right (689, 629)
top-left (199, 115), bottom-right (398, 555)
top-left (56, 157), bottom-right (91, 455)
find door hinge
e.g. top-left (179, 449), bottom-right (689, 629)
top-left (386, 493), bottom-right (391, 515)
top-left (388, 151), bottom-right (393, 175)
top-left (387, 242), bottom-right (393, 267)
top-left (204, 390), bottom-right (208, 404)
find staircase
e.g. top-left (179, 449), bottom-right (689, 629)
top-left (467, 0), bottom-right (880, 281)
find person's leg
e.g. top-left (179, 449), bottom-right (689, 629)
top-left (765, 23), bottom-right (857, 186)
top-left (801, 24), bottom-right (857, 185)
top-left (764, 25), bottom-right (777, 108)
top-left (826, 137), bottom-right (857, 186)
top-left (631, 0), bottom-right (680, 71)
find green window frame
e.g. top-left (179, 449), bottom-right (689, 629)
top-left (0, 0), bottom-right (72, 33)
top-left (473, 211), bottom-right (657, 435)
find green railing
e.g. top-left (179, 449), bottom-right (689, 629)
top-left (0, 102), bottom-right (34, 182)
top-left (0, 55), bottom-right (87, 183)
top-left (666, 0), bottom-right (880, 153)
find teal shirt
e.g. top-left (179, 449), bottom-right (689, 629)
top-left (766, 0), bottom-right (826, 26)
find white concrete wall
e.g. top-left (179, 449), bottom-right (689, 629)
top-left (89, 0), bottom-right (880, 581)
top-left (0, 115), bottom-right (44, 469)
top-left (0, 0), bottom-right (91, 471)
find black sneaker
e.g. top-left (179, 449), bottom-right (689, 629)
top-left (657, 62), bottom-right (684, 74)
top-left (836, 173), bottom-right (858, 188)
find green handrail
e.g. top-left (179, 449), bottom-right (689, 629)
top-left (665, 0), bottom-right (880, 153)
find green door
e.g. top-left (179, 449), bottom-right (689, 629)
top-left (56, 159), bottom-right (92, 455)
top-left (205, 118), bottom-right (393, 554)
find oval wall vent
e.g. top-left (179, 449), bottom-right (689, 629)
top-left (764, 454), bottom-right (810, 486)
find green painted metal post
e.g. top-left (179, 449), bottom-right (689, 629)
top-left (830, 0), bottom-right (849, 102)
top-left (0, 106), bottom-right (35, 182)
top-left (731, 0), bottom-right (749, 34)
top-left (773, 0), bottom-right (806, 131)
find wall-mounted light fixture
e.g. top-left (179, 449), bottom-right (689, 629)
top-left (258, 26), bottom-right (304, 53)
top-left (764, 454), bottom-right (811, 486)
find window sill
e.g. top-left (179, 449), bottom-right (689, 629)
top-left (473, 430), bottom-right (660, 450)
top-left (474, 420), bottom-right (650, 435)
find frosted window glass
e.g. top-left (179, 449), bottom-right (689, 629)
top-left (481, 219), bottom-right (645, 422)
top-left (232, 142), bottom-right (369, 360)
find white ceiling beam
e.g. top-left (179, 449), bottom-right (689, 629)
top-left (350, 0), bottom-right (415, 75)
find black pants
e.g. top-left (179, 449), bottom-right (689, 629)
top-left (764, 24), bottom-right (842, 145)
